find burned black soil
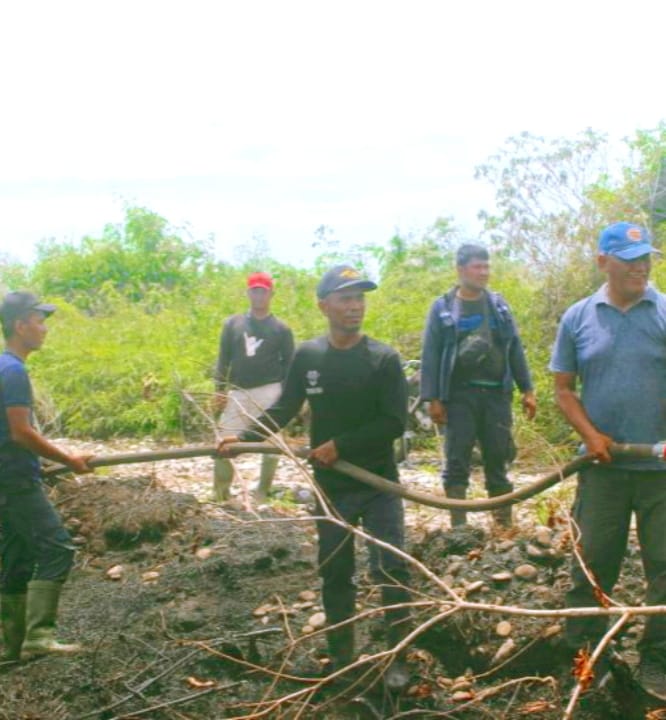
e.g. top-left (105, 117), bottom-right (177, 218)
top-left (1, 447), bottom-right (664, 720)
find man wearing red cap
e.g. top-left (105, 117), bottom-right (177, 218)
top-left (213, 272), bottom-right (294, 501)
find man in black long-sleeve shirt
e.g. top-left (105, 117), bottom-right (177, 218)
top-left (217, 265), bottom-right (411, 690)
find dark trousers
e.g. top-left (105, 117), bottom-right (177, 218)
top-left (315, 487), bottom-right (410, 640)
top-left (0, 483), bottom-right (75, 594)
top-left (443, 386), bottom-right (514, 496)
top-left (566, 465), bottom-right (666, 653)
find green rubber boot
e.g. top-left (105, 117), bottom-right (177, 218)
top-left (255, 455), bottom-right (279, 501)
top-left (1, 593), bottom-right (26, 662)
top-left (22, 580), bottom-right (81, 655)
top-left (213, 458), bottom-right (237, 501)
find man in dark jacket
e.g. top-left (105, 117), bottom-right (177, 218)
top-left (420, 244), bottom-right (536, 527)
top-left (217, 265), bottom-right (411, 690)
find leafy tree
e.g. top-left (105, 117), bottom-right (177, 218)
top-left (0, 255), bottom-right (30, 294)
top-left (30, 206), bottom-right (213, 308)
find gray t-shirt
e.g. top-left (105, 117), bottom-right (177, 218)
top-left (550, 284), bottom-right (666, 470)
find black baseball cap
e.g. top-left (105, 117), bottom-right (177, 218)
top-left (0, 291), bottom-right (56, 327)
top-left (316, 265), bottom-right (377, 299)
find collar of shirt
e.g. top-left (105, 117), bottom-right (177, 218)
top-left (592, 282), bottom-right (658, 308)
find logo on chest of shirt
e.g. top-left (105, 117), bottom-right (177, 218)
top-left (244, 332), bottom-right (264, 358)
top-left (305, 369), bottom-right (323, 395)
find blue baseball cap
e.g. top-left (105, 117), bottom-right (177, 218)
top-left (598, 222), bottom-right (660, 260)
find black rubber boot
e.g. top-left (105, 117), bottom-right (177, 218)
top-left (326, 623), bottom-right (355, 671)
top-left (384, 614), bottom-right (411, 692)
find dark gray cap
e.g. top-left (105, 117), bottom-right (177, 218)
top-left (316, 265), bottom-right (377, 299)
top-left (0, 291), bottom-right (56, 326)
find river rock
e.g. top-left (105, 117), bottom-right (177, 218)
top-left (308, 611), bottom-right (326, 629)
top-left (106, 564), bottom-right (124, 581)
top-left (495, 539), bottom-right (516, 552)
top-left (514, 564), bottom-right (538, 580)
top-left (451, 677), bottom-right (473, 692)
top-left (534, 526), bottom-right (553, 547)
top-left (490, 571), bottom-right (513, 583)
top-left (464, 580), bottom-right (484, 595)
top-left (491, 638), bottom-right (516, 665)
top-left (452, 690), bottom-right (474, 701)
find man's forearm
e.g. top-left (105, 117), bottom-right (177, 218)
top-left (555, 388), bottom-right (600, 444)
top-left (11, 425), bottom-right (74, 465)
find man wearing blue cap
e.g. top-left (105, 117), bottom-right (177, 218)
top-left (550, 222), bottom-right (666, 697)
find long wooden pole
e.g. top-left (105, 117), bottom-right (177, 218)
top-left (41, 442), bottom-right (662, 512)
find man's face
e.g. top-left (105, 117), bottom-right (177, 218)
top-left (16, 311), bottom-right (49, 351)
top-left (318, 289), bottom-right (365, 333)
top-left (247, 287), bottom-right (272, 313)
top-left (598, 253), bottom-right (651, 300)
top-left (458, 258), bottom-right (490, 291)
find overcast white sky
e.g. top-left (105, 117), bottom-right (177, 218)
top-left (0, 0), bottom-right (663, 268)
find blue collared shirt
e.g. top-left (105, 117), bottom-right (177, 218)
top-left (550, 284), bottom-right (666, 469)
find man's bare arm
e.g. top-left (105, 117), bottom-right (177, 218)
top-left (553, 372), bottom-right (613, 462)
top-left (7, 406), bottom-right (92, 473)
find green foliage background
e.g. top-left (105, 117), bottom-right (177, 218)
top-left (2, 123), bottom-right (665, 457)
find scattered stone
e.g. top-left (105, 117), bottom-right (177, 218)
top-left (435, 675), bottom-right (453, 688)
top-left (530, 585), bottom-right (557, 604)
top-left (491, 638), bottom-right (516, 665)
top-left (141, 570), bottom-right (160, 583)
top-left (526, 543), bottom-right (545, 559)
top-left (301, 624), bottom-right (314, 634)
top-left (490, 571), bottom-right (512, 583)
top-left (451, 677), bottom-right (473, 692)
top-left (543, 624), bottom-right (562, 639)
top-left (292, 601), bottom-right (314, 610)
top-left (496, 539), bottom-right (516, 552)
top-left (513, 564), bottom-right (538, 580)
top-left (298, 590), bottom-right (317, 602)
top-left (496, 621), bottom-right (512, 637)
top-left (253, 604), bottom-right (270, 617)
top-left (464, 580), bottom-right (484, 595)
top-left (534, 526), bottom-right (553, 547)
top-left (452, 690), bottom-right (474, 701)
top-left (307, 611), bottom-right (326, 630)
top-left (447, 561), bottom-right (463, 575)
top-left (106, 564), bottom-right (124, 581)
top-left (195, 547), bottom-right (213, 560)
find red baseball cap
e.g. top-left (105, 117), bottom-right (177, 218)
top-left (247, 272), bottom-right (273, 290)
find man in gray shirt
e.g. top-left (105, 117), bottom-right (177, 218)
top-left (550, 221), bottom-right (666, 698)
